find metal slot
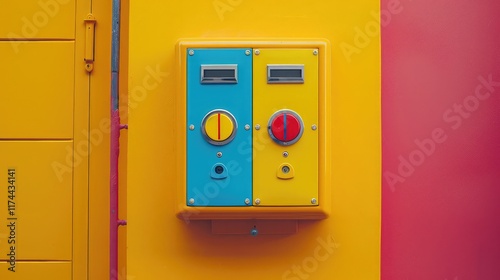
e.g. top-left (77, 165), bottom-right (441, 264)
top-left (267, 64), bottom-right (304, 84)
top-left (201, 65), bottom-right (238, 84)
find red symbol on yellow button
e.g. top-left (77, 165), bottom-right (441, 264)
top-left (202, 110), bottom-right (237, 145)
top-left (268, 110), bottom-right (304, 146)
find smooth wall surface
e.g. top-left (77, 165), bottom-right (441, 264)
top-left (382, 0), bottom-right (500, 279)
top-left (127, 0), bottom-right (380, 279)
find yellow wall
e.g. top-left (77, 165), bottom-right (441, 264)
top-left (127, 0), bottom-right (380, 279)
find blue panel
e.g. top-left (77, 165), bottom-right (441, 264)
top-left (187, 48), bottom-right (252, 206)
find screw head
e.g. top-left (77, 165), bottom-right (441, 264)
top-left (250, 228), bottom-right (258, 236)
top-left (189, 124), bottom-right (195, 130)
top-left (313, 49), bottom-right (318, 55)
top-left (245, 198), bottom-right (251, 205)
top-left (189, 198), bottom-right (195, 205)
top-left (216, 152), bottom-right (222, 158)
top-left (244, 124), bottom-right (250, 130)
top-left (255, 49), bottom-right (260, 55)
top-left (311, 198), bottom-right (317, 204)
top-left (255, 198), bottom-right (261, 205)
top-left (283, 151), bottom-right (289, 158)
top-left (311, 124), bottom-right (317, 130)
top-left (255, 124), bottom-right (261, 130)
top-left (189, 50), bottom-right (194, 56)
top-left (245, 50), bottom-right (251, 56)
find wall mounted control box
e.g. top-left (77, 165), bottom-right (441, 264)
top-left (176, 41), bottom-right (331, 220)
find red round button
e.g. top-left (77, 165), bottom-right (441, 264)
top-left (269, 111), bottom-right (302, 143)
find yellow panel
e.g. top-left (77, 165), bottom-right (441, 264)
top-left (72, 1), bottom-right (92, 279)
top-left (253, 48), bottom-right (319, 206)
top-left (0, 0), bottom-right (75, 40)
top-left (0, 42), bottom-right (74, 139)
top-left (87, 0), bottom-right (113, 279)
top-left (0, 262), bottom-right (71, 279)
top-left (0, 141), bottom-right (72, 260)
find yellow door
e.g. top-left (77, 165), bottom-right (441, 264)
top-left (0, 0), bottom-right (113, 279)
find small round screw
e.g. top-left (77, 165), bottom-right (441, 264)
top-left (250, 228), bottom-right (258, 236)
top-left (216, 152), bottom-right (222, 158)
top-left (189, 198), bottom-right (195, 205)
top-left (245, 198), bottom-right (251, 205)
top-left (189, 124), bottom-right (195, 130)
top-left (255, 49), bottom-right (260, 55)
top-left (255, 124), bottom-right (261, 130)
top-left (311, 198), bottom-right (317, 204)
top-left (313, 49), bottom-right (318, 55)
top-left (244, 124), bottom-right (250, 130)
top-left (283, 151), bottom-right (289, 158)
top-left (245, 50), bottom-right (251, 56)
top-left (189, 50), bottom-right (194, 56)
top-left (255, 198), bottom-right (261, 205)
top-left (311, 124), bottom-right (317, 130)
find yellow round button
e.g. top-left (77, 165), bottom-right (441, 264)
top-left (203, 111), bottom-right (235, 143)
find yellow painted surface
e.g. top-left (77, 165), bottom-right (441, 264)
top-left (0, 141), bottom-right (72, 260)
top-left (0, 42), bottom-right (74, 139)
top-left (1, 0), bottom-right (75, 39)
top-left (0, 262), bottom-right (71, 279)
top-left (253, 48), bottom-right (319, 206)
top-left (128, 1), bottom-right (380, 280)
top-left (72, 1), bottom-right (92, 278)
top-left (1, 0), bottom-right (113, 278)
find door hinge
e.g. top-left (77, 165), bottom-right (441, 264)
top-left (84, 14), bottom-right (96, 72)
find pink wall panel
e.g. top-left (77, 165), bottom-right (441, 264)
top-left (382, 0), bottom-right (500, 279)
